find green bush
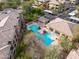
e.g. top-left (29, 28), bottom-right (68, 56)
top-left (16, 52), bottom-right (32, 59)
top-left (15, 41), bottom-right (26, 57)
top-left (60, 36), bottom-right (76, 52)
top-left (31, 8), bottom-right (42, 15)
top-left (43, 46), bottom-right (60, 59)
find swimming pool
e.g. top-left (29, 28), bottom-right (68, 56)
top-left (43, 32), bottom-right (54, 46)
top-left (27, 23), bottom-right (53, 46)
top-left (27, 23), bottom-right (39, 32)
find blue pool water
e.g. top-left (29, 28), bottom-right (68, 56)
top-left (43, 32), bottom-right (54, 46)
top-left (27, 23), bottom-right (39, 32)
top-left (27, 23), bottom-right (53, 46)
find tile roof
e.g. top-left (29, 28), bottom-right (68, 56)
top-left (66, 49), bottom-right (79, 59)
top-left (0, 9), bottom-right (20, 59)
top-left (0, 45), bottom-right (10, 59)
top-left (46, 17), bottom-right (79, 37)
top-left (0, 16), bottom-right (9, 27)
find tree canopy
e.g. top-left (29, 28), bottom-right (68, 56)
top-left (22, 0), bottom-right (43, 22)
top-left (6, 0), bottom-right (21, 8)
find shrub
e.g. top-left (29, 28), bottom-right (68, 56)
top-left (15, 41), bottom-right (26, 57)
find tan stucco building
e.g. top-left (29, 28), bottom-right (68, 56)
top-left (33, 0), bottom-right (66, 9)
top-left (66, 49), bottom-right (79, 59)
top-left (46, 17), bottom-right (79, 41)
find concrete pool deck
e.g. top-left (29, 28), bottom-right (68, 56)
top-left (27, 22), bottom-right (61, 47)
top-left (38, 27), bottom-right (60, 46)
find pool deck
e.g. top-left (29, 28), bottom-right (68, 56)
top-left (38, 27), bottom-right (60, 46)
top-left (27, 22), bottom-right (60, 47)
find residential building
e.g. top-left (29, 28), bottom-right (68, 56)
top-left (66, 49), bottom-right (79, 59)
top-left (46, 17), bottom-right (79, 41)
top-left (27, 17), bottom-right (79, 46)
top-left (32, 0), bottom-right (49, 9)
top-left (0, 9), bottom-right (25, 59)
top-left (34, 0), bottom-right (66, 9)
top-left (67, 9), bottom-right (79, 24)
top-left (48, 0), bottom-right (66, 9)
top-left (70, 0), bottom-right (78, 4)
top-left (68, 10), bottom-right (78, 16)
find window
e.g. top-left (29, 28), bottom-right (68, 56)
top-left (13, 50), bottom-right (15, 55)
top-left (10, 46), bottom-right (14, 50)
top-left (16, 38), bottom-right (18, 42)
top-left (8, 41), bottom-right (11, 44)
top-left (73, 20), bottom-right (76, 22)
top-left (14, 43), bottom-right (16, 47)
top-left (52, 7), bottom-right (54, 9)
top-left (56, 5), bottom-right (58, 6)
top-left (73, 1), bottom-right (75, 2)
top-left (14, 35), bottom-right (18, 39)
top-left (76, 21), bottom-right (79, 23)
top-left (14, 35), bottom-right (18, 42)
top-left (49, 28), bottom-right (53, 31)
top-left (70, 19), bottom-right (73, 21)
